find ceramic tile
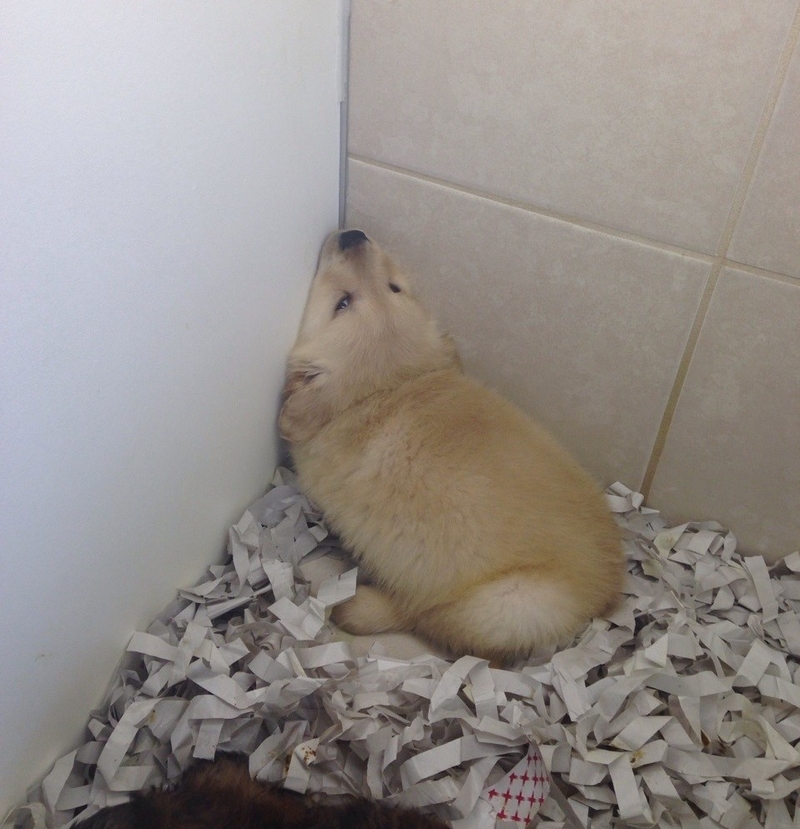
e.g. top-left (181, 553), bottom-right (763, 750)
top-left (649, 268), bottom-right (800, 561)
top-left (346, 159), bottom-right (710, 488)
top-left (729, 43), bottom-right (800, 279)
top-left (348, 0), bottom-right (796, 254)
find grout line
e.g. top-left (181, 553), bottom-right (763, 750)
top-left (348, 153), bottom-right (717, 263)
top-left (640, 7), bottom-right (800, 497)
top-left (639, 261), bottom-right (723, 496)
top-left (716, 9), bottom-right (800, 261)
top-left (722, 258), bottom-right (800, 286)
top-left (347, 153), bottom-right (800, 290)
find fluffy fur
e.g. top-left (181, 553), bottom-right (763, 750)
top-left (78, 754), bottom-right (447, 829)
top-left (280, 230), bottom-right (625, 662)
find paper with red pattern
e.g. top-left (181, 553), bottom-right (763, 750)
top-left (480, 744), bottom-right (549, 827)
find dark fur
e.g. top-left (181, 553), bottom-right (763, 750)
top-left (78, 754), bottom-right (449, 829)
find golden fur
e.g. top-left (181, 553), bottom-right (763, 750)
top-left (280, 230), bottom-right (625, 662)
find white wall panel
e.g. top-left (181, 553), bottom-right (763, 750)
top-left (0, 2), bottom-right (343, 815)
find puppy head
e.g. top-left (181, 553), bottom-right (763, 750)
top-left (280, 230), bottom-right (459, 444)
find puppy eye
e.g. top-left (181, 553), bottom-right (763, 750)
top-left (335, 293), bottom-right (351, 313)
top-left (389, 283), bottom-right (401, 293)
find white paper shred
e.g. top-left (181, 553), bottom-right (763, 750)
top-left (7, 471), bottom-right (800, 829)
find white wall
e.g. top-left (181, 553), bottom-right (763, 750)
top-left (0, 1), bottom-right (343, 816)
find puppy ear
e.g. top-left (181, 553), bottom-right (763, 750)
top-left (279, 368), bottom-right (334, 445)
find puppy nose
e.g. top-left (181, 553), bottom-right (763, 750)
top-left (338, 229), bottom-right (369, 251)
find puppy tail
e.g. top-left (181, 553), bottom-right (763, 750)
top-left (416, 569), bottom-right (596, 661)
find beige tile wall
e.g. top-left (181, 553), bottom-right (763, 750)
top-left (345, 1), bottom-right (800, 562)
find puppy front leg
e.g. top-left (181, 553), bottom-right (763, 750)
top-left (331, 585), bottom-right (408, 635)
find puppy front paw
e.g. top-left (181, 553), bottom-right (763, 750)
top-left (331, 586), bottom-right (407, 635)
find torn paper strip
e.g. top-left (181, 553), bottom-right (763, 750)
top-left (7, 470), bottom-right (800, 829)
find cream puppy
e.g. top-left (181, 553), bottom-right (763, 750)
top-left (280, 230), bottom-right (624, 662)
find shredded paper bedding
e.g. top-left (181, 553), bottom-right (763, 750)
top-left (8, 470), bottom-right (800, 829)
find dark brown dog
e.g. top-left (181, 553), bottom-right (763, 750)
top-left (78, 754), bottom-right (449, 829)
